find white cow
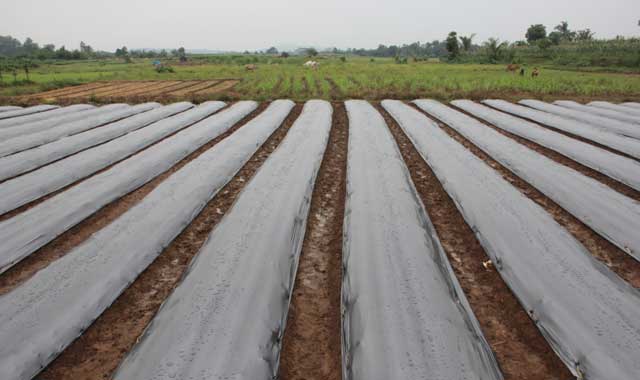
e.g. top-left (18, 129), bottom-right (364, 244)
top-left (303, 60), bottom-right (319, 70)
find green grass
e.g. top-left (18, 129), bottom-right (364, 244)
top-left (2, 56), bottom-right (640, 102)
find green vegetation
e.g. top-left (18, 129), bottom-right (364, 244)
top-left (1, 19), bottom-right (639, 102)
top-left (1, 56), bottom-right (639, 102)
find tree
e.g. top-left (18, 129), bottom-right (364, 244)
top-left (576, 29), bottom-right (595, 41)
top-left (459, 34), bottom-right (476, 51)
top-left (80, 41), bottom-right (94, 55)
top-left (554, 21), bottom-right (576, 42)
top-left (306, 47), bottom-right (318, 57)
top-left (445, 31), bottom-right (460, 59)
top-left (22, 37), bottom-right (39, 54)
top-left (548, 31), bottom-right (562, 45)
top-left (177, 47), bottom-right (187, 62)
top-left (115, 46), bottom-right (129, 57)
top-left (20, 58), bottom-right (36, 81)
top-left (526, 24), bottom-right (547, 43)
top-left (483, 38), bottom-right (507, 63)
top-left (537, 38), bottom-right (553, 50)
top-left (265, 46), bottom-right (278, 55)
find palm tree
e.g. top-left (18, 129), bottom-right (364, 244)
top-left (459, 34), bottom-right (476, 52)
top-left (483, 38), bottom-right (508, 63)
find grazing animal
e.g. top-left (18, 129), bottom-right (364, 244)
top-left (245, 64), bottom-right (257, 71)
top-left (303, 60), bottom-right (319, 70)
top-left (506, 64), bottom-right (520, 73)
top-left (532, 67), bottom-right (540, 78)
top-left (520, 68), bottom-right (525, 76)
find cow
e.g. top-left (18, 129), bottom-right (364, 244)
top-left (532, 67), bottom-right (540, 78)
top-left (303, 61), bottom-right (319, 70)
top-left (506, 64), bottom-right (520, 73)
top-left (245, 64), bottom-right (257, 71)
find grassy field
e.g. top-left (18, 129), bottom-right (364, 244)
top-left (2, 56), bottom-right (640, 102)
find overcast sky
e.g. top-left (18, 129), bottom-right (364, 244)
top-left (2, 0), bottom-right (639, 51)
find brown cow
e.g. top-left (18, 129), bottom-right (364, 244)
top-left (532, 67), bottom-right (540, 78)
top-left (506, 64), bottom-right (520, 73)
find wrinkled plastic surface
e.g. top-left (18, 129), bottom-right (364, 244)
top-left (0, 103), bottom-right (158, 157)
top-left (0, 102), bottom-right (224, 215)
top-left (114, 100), bottom-right (331, 380)
top-left (0, 105), bottom-right (58, 121)
top-left (342, 100), bottom-right (502, 380)
top-left (521, 99), bottom-right (640, 140)
top-left (0, 102), bottom-right (193, 181)
top-left (0, 105), bottom-right (113, 140)
top-left (383, 99), bottom-right (640, 380)
top-left (0, 100), bottom-right (294, 380)
top-left (417, 99), bottom-right (640, 261)
top-left (554, 100), bottom-right (640, 125)
top-left (0, 104), bottom-right (95, 131)
top-left (588, 101), bottom-right (640, 118)
top-left (454, 100), bottom-right (640, 191)
top-left (483, 99), bottom-right (640, 159)
top-left (0, 106), bottom-right (22, 113)
top-left (0, 101), bottom-right (255, 273)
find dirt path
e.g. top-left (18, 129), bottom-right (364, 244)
top-left (32, 103), bottom-right (302, 380)
top-left (377, 103), bottom-right (572, 380)
top-left (418, 104), bottom-right (640, 287)
top-left (279, 102), bottom-right (347, 380)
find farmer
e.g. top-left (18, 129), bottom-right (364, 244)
top-left (520, 68), bottom-right (525, 76)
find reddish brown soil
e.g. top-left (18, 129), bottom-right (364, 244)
top-left (192, 80), bottom-right (239, 96)
top-left (421, 104), bottom-right (640, 287)
top-left (279, 103), bottom-right (347, 380)
top-left (377, 103), bottom-right (573, 380)
top-left (26, 82), bottom-right (118, 99)
top-left (32, 103), bottom-right (301, 380)
top-left (65, 82), bottom-right (147, 98)
top-left (141, 80), bottom-right (200, 96)
top-left (166, 80), bottom-right (221, 96)
top-left (112, 81), bottom-right (183, 97)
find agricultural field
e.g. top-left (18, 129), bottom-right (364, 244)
top-left (2, 56), bottom-right (640, 103)
top-left (0, 96), bottom-right (639, 380)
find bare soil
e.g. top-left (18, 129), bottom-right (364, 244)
top-left (66, 82), bottom-right (149, 98)
top-left (377, 103), bottom-right (573, 380)
top-left (142, 80), bottom-right (200, 96)
top-left (193, 80), bottom-right (239, 96)
top-left (109, 81), bottom-right (182, 97)
top-left (166, 80), bottom-right (221, 97)
top-left (279, 102), bottom-right (347, 380)
top-left (25, 82), bottom-right (117, 100)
